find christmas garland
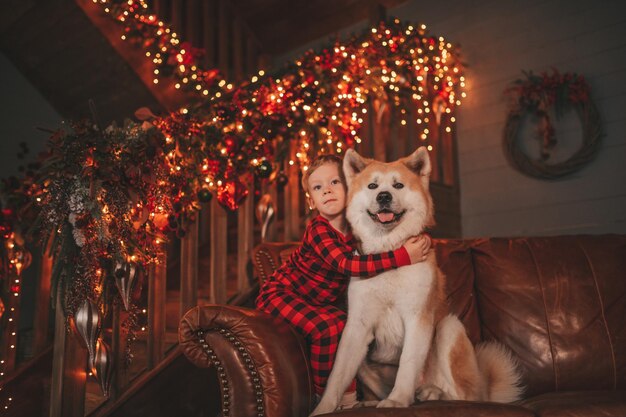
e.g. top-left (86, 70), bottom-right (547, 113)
top-left (0, 5), bottom-right (468, 374)
top-left (503, 70), bottom-right (603, 179)
top-left (100, 0), bottom-right (466, 189)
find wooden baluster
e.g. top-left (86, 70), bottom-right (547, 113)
top-left (217, 0), bottom-right (230, 79)
top-left (396, 107), bottom-right (409, 160)
top-left (185, 0), bottom-right (200, 46)
top-left (368, 0), bottom-right (386, 25)
top-left (33, 244), bottom-right (53, 355)
top-left (180, 217), bottom-right (199, 317)
top-left (409, 100), bottom-right (419, 155)
top-left (49, 293), bottom-right (87, 417)
top-left (262, 180), bottom-right (278, 242)
top-left (440, 113), bottom-right (457, 186)
top-left (428, 110), bottom-right (441, 183)
top-left (209, 199), bottom-right (228, 303)
top-left (152, 0), bottom-right (165, 17)
top-left (246, 36), bottom-right (258, 79)
top-left (237, 182), bottom-right (254, 292)
top-left (372, 98), bottom-right (391, 161)
top-left (147, 260), bottom-right (166, 369)
top-left (170, 0), bottom-right (183, 35)
top-left (110, 303), bottom-right (128, 400)
top-left (358, 101), bottom-right (372, 157)
top-left (233, 17), bottom-right (244, 82)
top-left (283, 146), bottom-right (301, 241)
top-left (201, 0), bottom-right (216, 68)
top-left (368, 1), bottom-right (387, 160)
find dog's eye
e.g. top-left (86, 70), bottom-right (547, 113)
top-left (368, 183), bottom-right (378, 189)
top-left (393, 183), bottom-right (404, 189)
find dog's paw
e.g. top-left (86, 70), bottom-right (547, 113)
top-left (416, 384), bottom-right (444, 401)
top-left (310, 401), bottom-right (337, 416)
top-left (376, 398), bottom-right (405, 408)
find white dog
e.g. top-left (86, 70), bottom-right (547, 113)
top-left (311, 147), bottom-right (522, 414)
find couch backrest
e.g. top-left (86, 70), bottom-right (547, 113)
top-left (468, 235), bottom-right (626, 397)
top-left (252, 235), bottom-right (626, 397)
top-left (252, 242), bottom-right (299, 285)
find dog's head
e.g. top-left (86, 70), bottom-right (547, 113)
top-left (343, 146), bottom-right (434, 252)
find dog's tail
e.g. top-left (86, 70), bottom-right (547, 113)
top-left (475, 342), bottom-right (524, 403)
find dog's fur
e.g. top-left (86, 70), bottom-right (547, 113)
top-left (311, 147), bottom-right (523, 415)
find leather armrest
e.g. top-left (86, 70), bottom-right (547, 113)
top-left (179, 304), bottom-right (314, 417)
top-left (252, 242), bottom-right (299, 285)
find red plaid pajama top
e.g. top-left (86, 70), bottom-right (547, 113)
top-left (256, 215), bottom-right (410, 394)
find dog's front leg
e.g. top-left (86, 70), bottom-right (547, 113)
top-left (310, 318), bottom-right (374, 416)
top-left (378, 319), bottom-right (433, 408)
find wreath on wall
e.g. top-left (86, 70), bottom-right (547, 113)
top-left (503, 70), bottom-right (603, 179)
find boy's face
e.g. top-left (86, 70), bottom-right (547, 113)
top-left (307, 162), bottom-right (346, 221)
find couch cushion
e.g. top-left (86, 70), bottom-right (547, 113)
top-left (471, 236), bottom-right (626, 397)
top-left (322, 401), bottom-right (535, 417)
top-left (519, 390), bottom-right (626, 417)
top-left (435, 239), bottom-right (482, 344)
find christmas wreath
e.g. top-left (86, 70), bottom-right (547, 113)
top-left (503, 70), bottom-right (603, 179)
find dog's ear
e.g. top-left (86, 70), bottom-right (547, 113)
top-left (343, 148), bottom-right (371, 187)
top-left (403, 146), bottom-right (432, 188)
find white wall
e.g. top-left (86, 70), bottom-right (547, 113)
top-left (391, 0), bottom-right (626, 236)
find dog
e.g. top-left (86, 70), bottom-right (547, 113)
top-left (311, 147), bottom-right (523, 414)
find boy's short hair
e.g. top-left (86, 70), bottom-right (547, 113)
top-left (301, 154), bottom-right (345, 195)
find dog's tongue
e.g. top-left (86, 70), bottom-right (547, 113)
top-left (377, 211), bottom-right (394, 223)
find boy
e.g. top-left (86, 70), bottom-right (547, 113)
top-left (256, 154), bottom-right (431, 407)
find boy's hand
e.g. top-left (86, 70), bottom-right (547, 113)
top-left (403, 234), bottom-right (432, 264)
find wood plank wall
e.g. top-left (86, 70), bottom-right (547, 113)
top-left (390, 0), bottom-right (626, 237)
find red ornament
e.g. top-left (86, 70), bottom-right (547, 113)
top-left (216, 179), bottom-right (249, 211)
top-left (224, 136), bottom-right (237, 154)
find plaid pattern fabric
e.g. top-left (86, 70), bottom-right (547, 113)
top-left (256, 215), bottom-right (409, 393)
top-left (258, 289), bottom-right (354, 394)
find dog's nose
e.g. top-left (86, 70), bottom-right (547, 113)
top-left (376, 191), bottom-right (392, 205)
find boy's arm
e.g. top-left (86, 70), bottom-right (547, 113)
top-left (309, 223), bottom-right (410, 278)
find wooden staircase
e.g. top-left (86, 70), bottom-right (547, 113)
top-left (0, 1), bottom-right (467, 416)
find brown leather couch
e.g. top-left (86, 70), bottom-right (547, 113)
top-left (179, 236), bottom-right (626, 417)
